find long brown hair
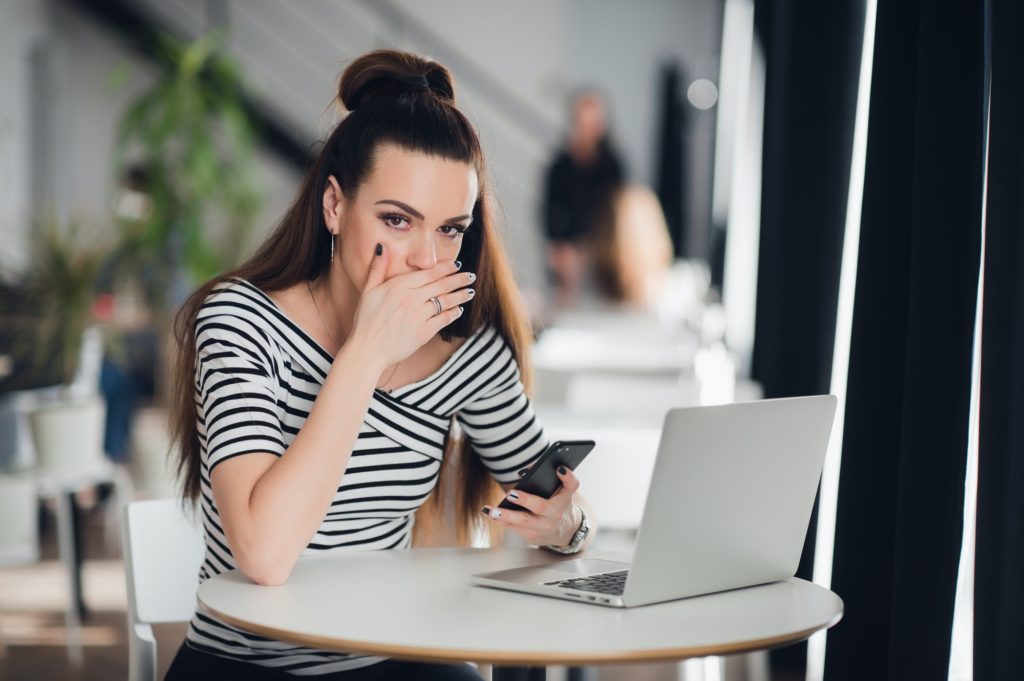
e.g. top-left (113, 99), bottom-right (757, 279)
top-left (170, 49), bottom-right (533, 546)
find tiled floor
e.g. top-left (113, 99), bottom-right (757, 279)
top-left (0, 497), bottom-right (185, 681)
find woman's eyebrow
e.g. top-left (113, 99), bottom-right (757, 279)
top-left (374, 199), bottom-right (471, 223)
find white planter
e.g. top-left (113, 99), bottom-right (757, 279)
top-left (27, 396), bottom-right (107, 475)
top-left (0, 472), bottom-right (39, 565)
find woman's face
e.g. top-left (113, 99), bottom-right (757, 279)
top-left (327, 144), bottom-right (478, 291)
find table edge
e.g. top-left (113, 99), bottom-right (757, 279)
top-left (200, 600), bottom-right (844, 665)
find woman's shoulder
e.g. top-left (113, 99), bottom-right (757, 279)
top-left (458, 323), bottom-right (521, 373)
top-left (200, 277), bottom-right (272, 318)
top-left (196, 277), bottom-right (280, 343)
top-left (465, 323), bottom-right (503, 350)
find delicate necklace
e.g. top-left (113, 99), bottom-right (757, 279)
top-left (379, 362), bottom-right (400, 394)
top-left (308, 279), bottom-right (399, 391)
top-left (307, 279), bottom-right (338, 344)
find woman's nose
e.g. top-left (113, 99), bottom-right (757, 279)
top-left (407, 230), bottom-right (437, 270)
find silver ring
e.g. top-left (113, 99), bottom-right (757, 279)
top-left (429, 296), bottom-right (442, 317)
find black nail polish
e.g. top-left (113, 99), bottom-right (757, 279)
top-left (375, 243), bottom-right (382, 256)
top-left (480, 506), bottom-right (490, 516)
top-left (455, 260), bottom-right (462, 269)
top-left (517, 468), bottom-right (529, 478)
top-left (467, 288), bottom-right (475, 297)
top-left (558, 465), bottom-right (568, 475)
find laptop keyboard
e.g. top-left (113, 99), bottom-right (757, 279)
top-left (545, 570), bottom-right (629, 595)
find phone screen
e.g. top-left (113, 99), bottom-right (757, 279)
top-left (497, 440), bottom-right (595, 511)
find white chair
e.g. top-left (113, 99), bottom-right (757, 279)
top-left (122, 499), bottom-right (205, 681)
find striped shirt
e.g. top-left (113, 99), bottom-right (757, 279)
top-left (185, 278), bottom-right (549, 675)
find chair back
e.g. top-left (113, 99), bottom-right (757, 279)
top-left (122, 498), bottom-right (205, 681)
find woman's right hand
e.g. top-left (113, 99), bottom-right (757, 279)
top-left (350, 243), bottom-right (476, 370)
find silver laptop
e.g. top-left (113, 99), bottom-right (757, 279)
top-left (471, 395), bottom-right (837, 607)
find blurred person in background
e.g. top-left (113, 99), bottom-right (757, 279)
top-left (166, 49), bottom-right (594, 680)
top-left (541, 89), bottom-right (624, 309)
top-left (591, 184), bottom-right (674, 308)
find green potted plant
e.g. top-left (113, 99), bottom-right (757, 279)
top-left (114, 31), bottom-right (262, 318)
top-left (1, 217), bottom-right (111, 475)
top-left (110, 32), bottom-right (263, 493)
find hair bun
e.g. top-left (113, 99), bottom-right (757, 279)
top-left (338, 49), bottom-right (455, 112)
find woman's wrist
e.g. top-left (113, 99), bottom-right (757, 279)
top-left (545, 505), bottom-right (589, 555)
top-left (337, 331), bottom-right (388, 377)
top-left (327, 334), bottom-right (388, 394)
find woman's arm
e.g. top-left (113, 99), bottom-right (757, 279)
top-left (456, 329), bottom-right (597, 550)
top-left (210, 254), bottom-right (472, 586)
top-left (210, 337), bottom-right (382, 586)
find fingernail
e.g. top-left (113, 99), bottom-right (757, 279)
top-left (375, 243), bottom-right (382, 256)
top-left (481, 506), bottom-right (491, 516)
top-left (517, 468), bottom-right (529, 477)
top-left (455, 260), bottom-right (462, 269)
top-left (468, 272), bottom-right (477, 282)
top-left (558, 465), bottom-right (568, 475)
top-left (507, 491), bottom-right (519, 500)
top-left (457, 306), bottom-right (464, 316)
top-left (490, 508), bottom-right (502, 519)
top-left (467, 288), bottom-right (475, 297)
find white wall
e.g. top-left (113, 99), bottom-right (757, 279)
top-left (390, 0), bottom-right (724, 263)
top-left (0, 0), bottom-right (48, 273)
top-left (0, 0), bottom-right (302, 279)
top-left (0, 0), bottom-right (723, 287)
top-left (569, 0), bottom-right (723, 258)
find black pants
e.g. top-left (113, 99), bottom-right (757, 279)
top-left (165, 642), bottom-right (485, 681)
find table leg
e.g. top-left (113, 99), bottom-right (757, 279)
top-left (70, 492), bottom-right (87, 618)
top-left (492, 667), bottom-right (546, 681)
top-left (55, 492), bottom-right (83, 668)
top-left (677, 656), bottom-right (723, 681)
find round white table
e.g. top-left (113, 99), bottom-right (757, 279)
top-left (196, 547), bottom-right (843, 668)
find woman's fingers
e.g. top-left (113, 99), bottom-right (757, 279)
top-left (480, 504), bottom-right (563, 547)
top-left (420, 270), bottom-right (477, 298)
top-left (480, 505), bottom-right (541, 531)
top-left (351, 254), bottom-right (475, 370)
top-left (427, 286), bottom-right (475, 319)
top-left (502, 489), bottom-right (552, 517)
top-left (551, 464), bottom-right (581, 497)
top-left (363, 242), bottom-right (388, 291)
top-left (394, 259), bottom-right (463, 290)
top-left (425, 304), bottom-right (464, 335)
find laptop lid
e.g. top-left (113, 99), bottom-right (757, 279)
top-left (622, 395), bottom-right (837, 606)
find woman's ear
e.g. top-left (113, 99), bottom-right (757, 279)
top-left (322, 175), bottom-right (346, 235)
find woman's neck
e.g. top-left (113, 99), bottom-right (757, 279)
top-left (314, 268), bottom-right (359, 344)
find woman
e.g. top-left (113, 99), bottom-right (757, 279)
top-left (541, 89), bottom-right (624, 309)
top-left (165, 50), bottom-right (594, 680)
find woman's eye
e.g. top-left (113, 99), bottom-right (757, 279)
top-left (439, 225), bottom-right (467, 238)
top-left (380, 213), bottom-right (409, 229)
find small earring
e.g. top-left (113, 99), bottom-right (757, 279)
top-left (330, 233), bottom-right (335, 264)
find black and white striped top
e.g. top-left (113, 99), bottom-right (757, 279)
top-left (185, 277), bottom-right (549, 676)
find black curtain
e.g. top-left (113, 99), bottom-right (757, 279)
top-left (752, 0), bottom-right (861, 399)
top-left (749, 0), bottom-right (863, 670)
top-left (975, 0), bottom-right (1024, 678)
top-left (655, 62), bottom-right (687, 258)
top-left (824, 1), bottom-right (985, 679)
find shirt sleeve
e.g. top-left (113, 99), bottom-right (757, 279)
top-left (195, 307), bottom-right (286, 473)
top-left (456, 332), bottom-right (550, 485)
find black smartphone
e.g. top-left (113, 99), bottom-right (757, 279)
top-left (497, 440), bottom-right (595, 511)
